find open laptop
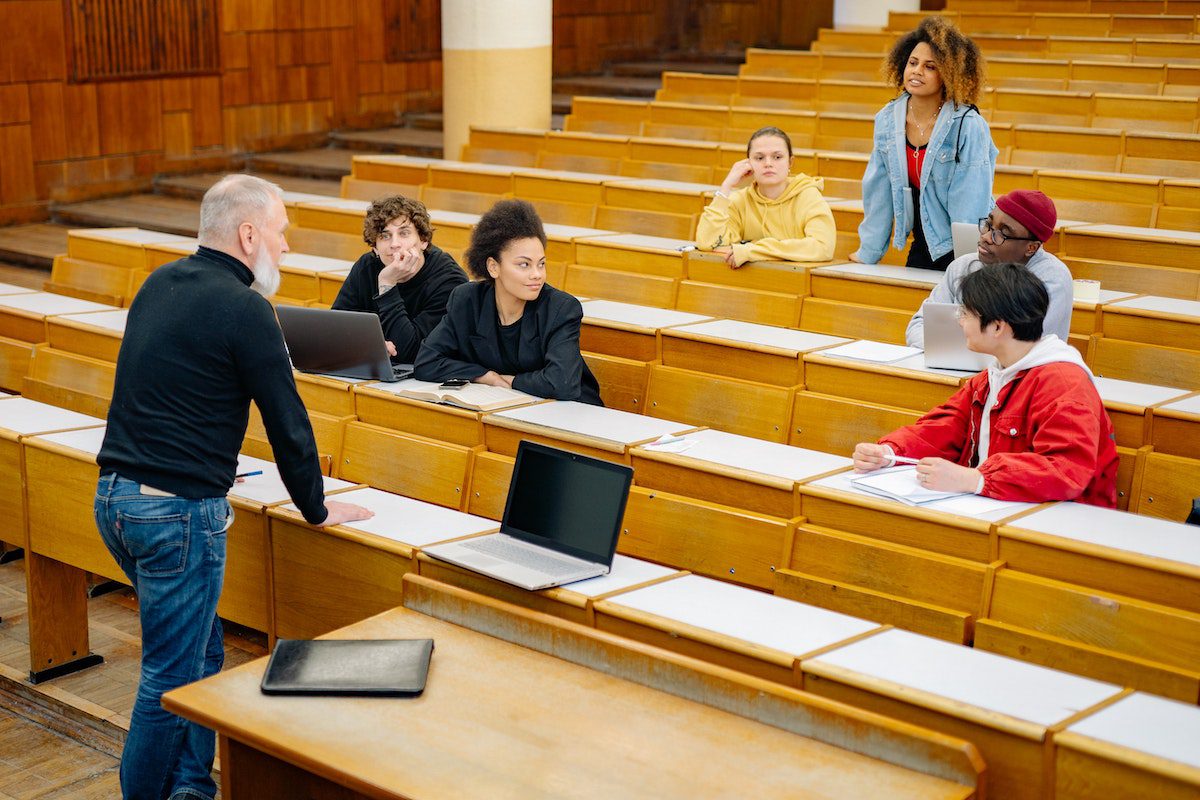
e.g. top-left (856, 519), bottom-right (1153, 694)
top-left (275, 306), bottom-right (412, 382)
top-left (922, 301), bottom-right (993, 372)
top-left (951, 221), bottom-right (979, 260)
top-left (423, 440), bottom-right (633, 591)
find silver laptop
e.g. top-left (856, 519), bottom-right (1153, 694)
top-left (922, 301), bottom-right (992, 372)
top-left (276, 306), bottom-right (412, 382)
top-left (423, 441), bottom-right (633, 591)
top-left (951, 221), bottom-right (979, 260)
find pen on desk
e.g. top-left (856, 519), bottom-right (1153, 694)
top-left (889, 456), bottom-right (922, 466)
top-left (235, 470), bottom-right (263, 479)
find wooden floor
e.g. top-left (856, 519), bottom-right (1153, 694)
top-left (0, 556), bottom-right (268, 798)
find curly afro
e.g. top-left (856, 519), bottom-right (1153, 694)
top-left (464, 199), bottom-right (547, 282)
top-left (884, 16), bottom-right (986, 107)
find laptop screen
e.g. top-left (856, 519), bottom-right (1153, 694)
top-left (501, 441), bottom-right (633, 564)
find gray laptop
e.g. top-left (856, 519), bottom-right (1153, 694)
top-left (423, 440), bottom-right (633, 591)
top-left (951, 221), bottom-right (979, 260)
top-left (275, 306), bottom-right (412, 382)
top-left (922, 301), bottom-right (992, 372)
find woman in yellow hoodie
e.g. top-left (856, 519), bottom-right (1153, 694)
top-left (696, 126), bottom-right (836, 268)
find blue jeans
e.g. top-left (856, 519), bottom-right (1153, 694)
top-left (95, 473), bottom-right (231, 800)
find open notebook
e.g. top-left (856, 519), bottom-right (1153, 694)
top-left (387, 378), bottom-right (537, 412)
top-left (850, 466), bottom-right (971, 506)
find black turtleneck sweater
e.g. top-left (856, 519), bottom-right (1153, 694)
top-left (98, 246), bottom-right (328, 524)
top-left (331, 244), bottom-right (468, 363)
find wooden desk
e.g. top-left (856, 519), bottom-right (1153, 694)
top-left (630, 428), bottom-right (850, 518)
top-left (268, 486), bottom-right (497, 639)
top-left (482, 401), bottom-right (699, 462)
top-left (808, 262), bottom-right (941, 313)
top-left (996, 502), bottom-right (1200, 614)
top-left (601, 177), bottom-right (712, 216)
top-left (1070, 289), bottom-right (1136, 337)
top-left (660, 319), bottom-right (847, 386)
top-left (801, 344), bottom-right (967, 411)
top-left (293, 372), bottom-right (372, 416)
top-left (278, 252), bottom-right (355, 304)
top-left (1092, 376), bottom-right (1192, 449)
top-left (0, 292), bottom-right (118, 343)
top-left (417, 552), bottom-right (686, 627)
top-left (580, 299), bottom-right (711, 361)
top-left (350, 153), bottom-right (434, 186)
top-left (513, 167), bottom-right (613, 205)
top-left (541, 221), bottom-right (618, 266)
top-left (352, 384), bottom-right (493, 447)
top-left (425, 209), bottom-right (480, 254)
top-left (316, 269), bottom-right (351, 306)
top-left (1054, 692), bottom-right (1200, 800)
top-left (163, 582), bottom-right (982, 799)
top-left (45, 309), bottom-right (128, 362)
top-left (67, 227), bottom-right (196, 270)
top-left (1148, 392), bottom-right (1200, 458)
top-left (594, 574), bottom-right (884, 686)
top-left (573, 232), bottom-right (691, 278)
top-left (804, 627), bottom-right (1124, 800)
top-left (1100, 294), bottom-right (1200, 352)
top-left (1061, 224), bottom-right (1200, 271)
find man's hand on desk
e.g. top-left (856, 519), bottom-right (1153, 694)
top-left (852, 442), bottom-right (893, 472)
top-left (318, 500), bottom-right (375, 527)
top-left (915, 458), bottom-right (982, 493)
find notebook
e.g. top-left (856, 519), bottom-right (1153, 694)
top-left (422, 440), bottom-right (633, 591)
top-left (951, 221), bottom-right (979, 260)
top-left (921, 302), bottom-right (992, 372)
top-left (276, 306), bottom-right (412, 382)
top-left (385, 378), bottom-right (536, 412)
top-left (260, 638), bottom-right (434, 696)
top-left (850, 466), bottom-right (970, 506)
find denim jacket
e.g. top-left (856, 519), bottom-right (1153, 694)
top-left (854, 94), bottom-right (999, 264)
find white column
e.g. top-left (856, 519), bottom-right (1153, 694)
top-left (833, 0), bottom-right (921, 30)
top-left (442, 0), bottom-right (552, 162)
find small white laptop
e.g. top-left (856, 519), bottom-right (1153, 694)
top-left (922, 301), bottom-right (992, 372)
top-left (423, 441), bottom-right (633, 591)
top-left (951, 221), bottom-right (979, 260)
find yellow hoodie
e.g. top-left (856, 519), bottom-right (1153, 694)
top-left (696, 173), bottom-right (836, 266)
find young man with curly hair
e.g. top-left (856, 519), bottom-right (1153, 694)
top-left (332, 195), bottom-right (468, 362)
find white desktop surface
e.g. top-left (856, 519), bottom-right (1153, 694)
top-left (60, 309), bottom-right (129, 333)
top-left (299, 198), bottom-right (370, 212)
top-left (491, 401), bottom-right (694, 444)
top-left (613, 574), bottom-right (880, 656)
top-left (1081, 289), bottom-right (1137, 307)
top-left (580, 300), bottom-right (710, 329)
top-left (1093, 376), bottom-right (1191, 408)
top-left (605, 177), bottom-right (714, 194)
top-left (670, 319), bottom-right (850, 353)
top-left (1066, 692), bottom-right (1200, 769)
top-left (283, 486), bottom-right (495, 546)
top-left (428, 210), bottom-right (482, 226)
top-left (0, 293), bottom-right (118, 316)
top-left (1078, 224), bottom-right (1200, 243)
top-left (72, 228), bottom-right (194, 245)
top-left (432, 160), bottom-right (517, 175)
top-left (281, 253), bottom-right (354, 272)
top-left (812, 262), bottom-right (943, 286)
top-left (1108, 294), bottom-right (1200, 318)
top-left (564, 555), bottom-right (681, 597)
top-left (586, 232), bottom-right (692, 251)
top-left (1007, 502), bottom-right (1200, 568)
top-left (541, 223), bottom-right (617, 239)
top-left (227, 454), bottom-right (355, 505)
top-left (821, 340), bottom-right (924, 364)
top-left (1160, 393), bottom-right (1200, 415)
top-left (0, 282), bottom-right (36, 296)
top-left (641, 428), bottom-right (851, 481)
top-left (280, 191), bottom-right (336, 206)
top-left (891, 353), bottom-right (982, 378)
top-left (35, 425), bottom-right (108, 456)
top-left (809, 470), bottom-right (1035, 522)
top-left (809, 628), bottom-right (1122, 727)
top-left (0, 398), bottom-right (105, 435)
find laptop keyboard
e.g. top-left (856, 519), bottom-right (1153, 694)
top-left (462, 537), bottom-right (588, 576)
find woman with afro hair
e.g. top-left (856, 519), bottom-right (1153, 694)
top-left (851, 16), bottom-right (998, 271)
top-left (415, 199), bottom-right (602, 405)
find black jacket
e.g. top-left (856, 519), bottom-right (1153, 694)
top-left (331, 244), bottom-right (467, 362)
top-left (414, 281), bottom-right (603, 406)
top-left (98, 247), bottom-right (328, 524)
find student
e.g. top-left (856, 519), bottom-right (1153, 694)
top-left (696, 126), bottom-right (835, 267)
top-left (332, 195), bottom-right (468, 362)
top-left (853, 263), bottom-right (1119, 507)
top-left (906, 189), bottom-right (1072, 347)
top-left (851, 16), bottom-right (997, 271)
top-left (415, 199), bottom-right (603, 405)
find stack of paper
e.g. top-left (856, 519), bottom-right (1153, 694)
top-left (850, 466), bottom-right (970, 506)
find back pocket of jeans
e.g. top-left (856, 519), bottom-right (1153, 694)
top-left (116, 511), bottom-right (190, 576)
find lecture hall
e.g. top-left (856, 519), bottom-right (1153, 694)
top-left (0, 0), bottom-right (1198, 797)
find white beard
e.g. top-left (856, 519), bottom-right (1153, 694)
top-left (250, 246), bottom-right (281, 298)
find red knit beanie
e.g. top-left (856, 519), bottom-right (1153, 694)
top-left (995, 190), bottom-right (1057, 243)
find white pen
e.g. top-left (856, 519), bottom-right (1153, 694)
top-left (650, 434), bottom-right (686, 446)
top-left (890, 455), bottom-right (922, 466)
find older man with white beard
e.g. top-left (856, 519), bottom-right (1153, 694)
top-left (94, 174), bottom-right (371, 800)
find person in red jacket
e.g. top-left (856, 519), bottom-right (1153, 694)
top-left (853, 262), bottom-right (1119, 507)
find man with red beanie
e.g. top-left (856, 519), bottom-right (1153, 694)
top-left (907, 189), bottom-right (1072, 348)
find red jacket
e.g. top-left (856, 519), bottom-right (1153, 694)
top-left (880, 362), bottom-right (1119, 507)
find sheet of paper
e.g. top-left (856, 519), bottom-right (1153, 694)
top-left (822, 340), bottom-right (923, 364)
top-left (850, 466), bottom-right (969, 505)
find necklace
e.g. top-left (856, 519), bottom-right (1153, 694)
top-left (908, 101), bottom-right (943, 141)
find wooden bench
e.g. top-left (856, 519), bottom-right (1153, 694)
top-left (644, 364), bottom-right (796, 444)
top-left (336, 421), bottom-right (478, 510)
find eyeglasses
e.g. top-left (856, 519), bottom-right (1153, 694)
top-left (978, 218), bottom-right (1040, 245)
top-left (954, 306), bottom-right (978, 322)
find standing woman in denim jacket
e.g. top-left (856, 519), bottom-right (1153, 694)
top-left (851, 16), bottom-right (998, 271)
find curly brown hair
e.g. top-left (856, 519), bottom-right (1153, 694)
top-left (464, 199), bottom-right (546, 282)
top-left (362, 195), bottom-right (433, 246)
top-left (884, 16), bottom-right (985, 107)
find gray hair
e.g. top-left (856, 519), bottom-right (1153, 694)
top-left (198, 174), bottom-right (284, 245)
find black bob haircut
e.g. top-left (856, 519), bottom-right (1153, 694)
top-left (464, 199), bottom-right (547, 282)
top-left (958, 262), bottom-right (1049, 343)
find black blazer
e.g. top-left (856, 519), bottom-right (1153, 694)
top-left (414, 281), bottom-right (602, 406)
